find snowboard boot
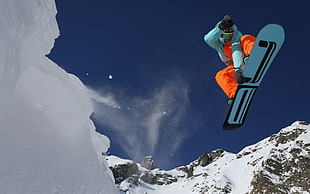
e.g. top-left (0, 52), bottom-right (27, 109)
top-left (243, 56), bottom-right (249, 65)
top-left (227, 97), bottom-right (234, 105)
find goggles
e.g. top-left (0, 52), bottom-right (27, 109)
top-left (221, 33), bottom-right (234, 39)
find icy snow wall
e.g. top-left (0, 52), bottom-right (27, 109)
top-left (0, 1), bottom-right (118, 193)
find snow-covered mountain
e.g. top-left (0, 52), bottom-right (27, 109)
top-left (0, 1), bottom-right (118, 193)
top-left (107, 121), bottom-right (310, 194)
top-left (1, 1), bottom-right (309, 194)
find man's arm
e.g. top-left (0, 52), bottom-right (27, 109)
top-left (204, 21), bottom-right (222, 49)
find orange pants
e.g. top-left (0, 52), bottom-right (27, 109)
top-left (215, 35), bottom-right (256, 98)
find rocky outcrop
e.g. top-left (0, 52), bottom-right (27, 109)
top-left (141, 156), bottom-right (156, 170)
top-left (109, 162), bottom-right (139, 184)
top-left (177, 149), bottom-right (224, 178)
top-left (249, 123), bottom-right (310, 193)
top-left (140, 171), bottom-right (178, 185)
top-left (109, 156), bottom-right (178, 186)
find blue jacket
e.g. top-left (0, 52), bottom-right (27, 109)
top-left (204, 21), bottom-right (243, 71)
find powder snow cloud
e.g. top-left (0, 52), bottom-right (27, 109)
top-left (89, 76), bottom-right (190, 165)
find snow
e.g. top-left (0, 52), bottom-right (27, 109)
top-left (0, 1), bottom-right (118, 193)
top-left (114, 121), bottom-right (310, 193)
top-left (1, 1), bottom-right (307, 194)
top-left (106, 155), bottom-right (135, 167)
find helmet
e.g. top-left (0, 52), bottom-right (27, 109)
top-left (219, 15), bottom-right (235, 33)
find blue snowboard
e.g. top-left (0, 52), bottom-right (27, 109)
top-left (223, 24), bottom-right (285, 130)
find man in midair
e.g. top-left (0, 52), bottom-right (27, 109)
top-left (204, 15), bottom-right (256, 104)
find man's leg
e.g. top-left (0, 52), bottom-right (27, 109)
top-left (215, 65), bottom-right (238, 98)
top-left (240, 35), bottom-right (256, 56)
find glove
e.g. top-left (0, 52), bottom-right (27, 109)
top-left (235, 70), bottom-right (245, 84)
top-left (219, 15), bottom-right (234, 33)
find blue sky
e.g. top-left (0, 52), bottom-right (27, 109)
top-left (50, 0), bottom-right (309, 169)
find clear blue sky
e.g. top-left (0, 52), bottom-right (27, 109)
top-left (49, 0), bottom-right (309, 170)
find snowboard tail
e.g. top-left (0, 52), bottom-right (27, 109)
top-left (223, 86), bottom-right (257, 130)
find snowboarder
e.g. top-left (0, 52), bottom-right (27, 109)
top-left (204, 15), bottom-right (256, 104)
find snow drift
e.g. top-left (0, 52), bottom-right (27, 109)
top-left (0, 1), bottom-right (118, 193)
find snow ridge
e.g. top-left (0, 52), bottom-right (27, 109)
top-left (108, 121), bottom-right (310, 194)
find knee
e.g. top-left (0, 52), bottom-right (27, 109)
top-left (240, 35), bottom-right (256, 56)
top-left (215, 67), bottom-right (235, 83)
top-left (215, 69), bottom-right (229, 84)
top-left (240, 35), bottom-right (256, 43)
top-left (215, 70), bottom-right (223, 83)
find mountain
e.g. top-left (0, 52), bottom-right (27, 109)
top-left (107, 121), bottom-right (310, 194)
top-left (1, 1), bottom-right (309, 194)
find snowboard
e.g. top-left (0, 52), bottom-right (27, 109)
top-left (223, 24), bottom-right (285, 130)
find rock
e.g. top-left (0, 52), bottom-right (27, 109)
top-left (141, 156), bottom-right (156, 170)
top-left (197, 152), bottom-right (211, 167)
top-left (187, 165), bottom-right (194, 178)
top-left (176, 165), bottom-right (193, 178)
top-left (110, 162), bottom-right (139, 184)
top-left (140, 172), bottom-right (178, 185)
top-left (210, 149), bottom-right (224, 160)
top-left (128, 174), bottom-right (140, 185)
top-left (140, 171), bottom-right (157, 184)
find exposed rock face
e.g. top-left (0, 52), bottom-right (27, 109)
top-left (140, 171), bottom-right (157, 185)
top-left (109, 162), bottom-right (139, 184)
top-left (141, 156), bottom-right (156, 170)
top-left (140, 171), bottom-right (178, 185)
top-left (196, 152), bottom-right (210, 167)
top-left (109, 121), bottom-right (310, 194)
top-left (249, 125), bottom-right (310, 193)
top-left (109, 156), bottom-right (178, 186)
top-left (177, 149), bottom-right (225, 178)
top-left (210, 149), bottom-right (225, 161)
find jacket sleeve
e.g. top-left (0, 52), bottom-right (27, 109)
top-left (231, 25), bottom-right (244, 71)
top-left (204, 21), bottom-right (222, 49)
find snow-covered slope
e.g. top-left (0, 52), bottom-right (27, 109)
top-left (109, 121), bottom-right (310, 194)
top-left (1, 1), bottom-right (308, 194)
top-left (0, 1), bottom-right (118, 193)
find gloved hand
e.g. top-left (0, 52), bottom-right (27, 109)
top-left (235, 70), bottom-right (245, 84)
top-left (219, 15), bottom-right (234, 33)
